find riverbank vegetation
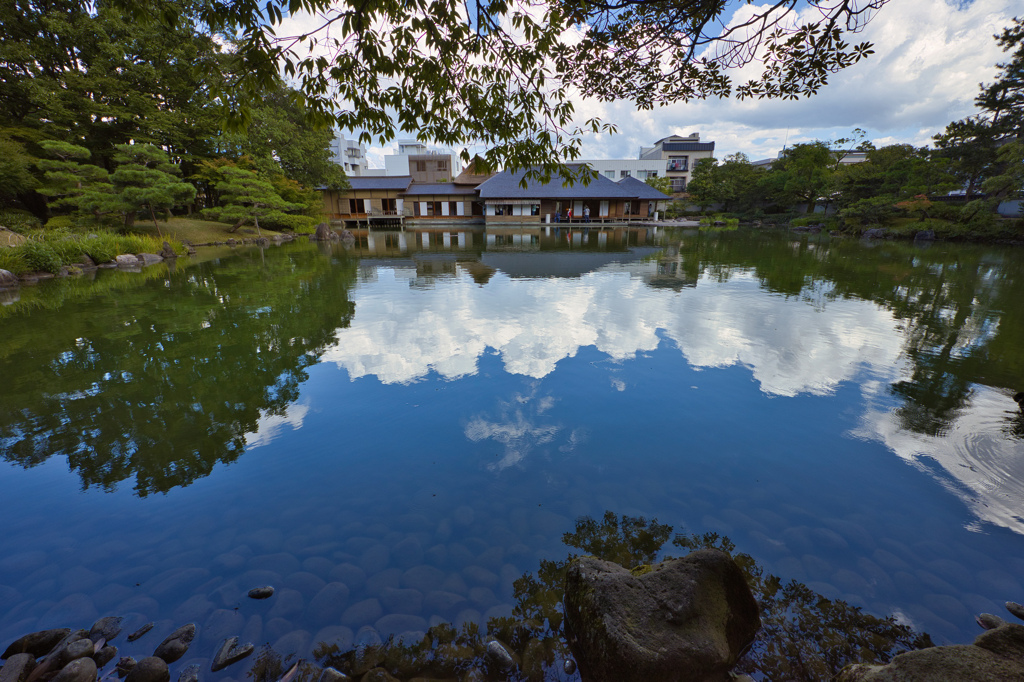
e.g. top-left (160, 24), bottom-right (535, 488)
top-left (677, 18), bottom-right (1023, 240)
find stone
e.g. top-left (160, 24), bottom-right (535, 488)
top-left (136, 253), bottom-right (163, 266)
top-left (341, 599), bottom-right (383, 627)
top-left (153, 624), bottom-right (195, 664)
top-left (329, 564), bottom-right (366, 591)
top-left (312, 627), bottom-right (354, 653)
top-left (563, 659), bottom-right (576, 675)
top-left (159, 242), bottom-right (177, 259)
top-left (318, 667), bottom-right (350, 682)
top-left (176, 664), bottom-right (199, 682)
top-left (248, 586), bottom-right (275, 600)
top-left (861, 228), bottom-right (887, 240)
top-left (391, 538), bottom-right (424, 569)
top-left (374, 615), bottom-right (426, 637)
top-left (127, 624), bottom-right (154, 643)
top-left (125, 658), bottom-right (169, 682)
top-left (89, 617), bottom-right (123, 644)
top-left (401, 566), bottom-right (445, 593)
top-left (1008, 601), bottom-right (1024, 621)
top-left (284, 572), bottom-right (326, 598)
top-left (358, 671), bottom-right (397, 682)
top-left (93, 646), bottom-right (117, 669)
top-left (2, 629), bottom-right (70, 659)
top-left (484, 641), bottom-right (516, 672)
top-left (0, 269), bottom-right (18, 288)
top-left (312, 223), bottom-right (338, 241)
top-left (55, 639), bottom-right (94, 668)
top-left (202, 609), bottom-right (244, 647)
top-left (914, 229), bottom-right (936, 241)
top-left (379, 588), bottom-right (421, 616)
top-left (272, 630), bottom-right (311, 659)
top-left (115, 255), bottom-right (141, 267)
top-left (267, 589), bottom-right (304, 619)
top-left (306, 583), bottom-right (351, 626)
top-left (52, 658), bottom-right (97, 682)
top-left (839, 623), bottom-right (1024, 681)
top-left (115, 658), bottom-right (136, 678)
top-left (978, 613), bottom-right (1007, 630)
top-left (563, 551), bottom-right (760, 682)
top-left (0, 654), bottom-right (36, 682)
top-left (211, 638), bottom-right (254, 673)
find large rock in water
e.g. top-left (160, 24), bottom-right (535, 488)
top-left (839, 622), bottom-right (1024, 681)
top-left (563, 550), bottom-right (760, 682)
top-left (313, 223), bottom-right (338, 241)
top-left (0, 269), bottom-right (18, 288)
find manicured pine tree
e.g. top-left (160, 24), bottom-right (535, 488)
top-left (215, 167), bottom-right (304, 236)
top-left (36, 140), bottom-right (112, 216)
top-left (110, 144), bottom-right (196, 233)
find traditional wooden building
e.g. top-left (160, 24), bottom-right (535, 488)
top-left (475, 168), bottom-right (669, 225)
top-left (322, 176), bottom-right (412, 228)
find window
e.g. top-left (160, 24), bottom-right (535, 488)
top-left (349, 198), bottom-right (360, 213)
top-left (605, 171), bottom-right (615, 178)
top-left (671, 177), bottom-right (687, 192)
top-left (438, 160), bottom-right (448, 170)
top-left (416, 160), bottom-right (427, 172)
top-left (384, 234), bottom-right (399, 247)
top-left (449, 202), bottom-right (459, 216)
top-left (620, 170), bottom-right (631, 178)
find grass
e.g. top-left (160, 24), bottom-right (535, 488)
top-left (131, 217), bottom-right (290, 244)
top-left (0, 229), bottom-right (185, 275)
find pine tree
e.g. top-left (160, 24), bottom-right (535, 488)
top-left (110, 144), bottom-right (196, 233)
top-left (215, 167), bottom-right (304, 235)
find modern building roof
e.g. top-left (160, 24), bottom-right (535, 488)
top-left (660, 142), bottom-right (716, 152)
top-left (616, 176), bottom-right (671, 200)
top-left (346, 176), bottom-right (413, 191)
top-left (403, 183), bottom-right (479, 195)
top-left (476, 168), bottom-right (645, 199)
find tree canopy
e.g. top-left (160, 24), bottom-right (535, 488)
top-left (103, 0), bottom-right (885, 182)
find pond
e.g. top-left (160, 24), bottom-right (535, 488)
top-left (2, 227), bottom-right (1023, 679)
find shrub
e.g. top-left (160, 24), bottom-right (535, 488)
top-left (45, 215), bottom-right (76, 231)
top-left (840, 196), bottom-right (900, 225)
top-left (19, 240), bottom-right (63, 273)
top-left (0, 209), bottom-right (42, 232)
top-left (0, 248), bottom-right (27, 274)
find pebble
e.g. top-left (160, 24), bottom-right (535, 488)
top-left (239, 571), bottom-right (281, 591)
top-left (264, 619), bottom-right (293, 643)
top-left (484, 604), bottom-right (512, 621)
top-left (271, 630), bottom-right (311, 659)
top-left (378, 588), bottom-right (422, 616)
top-left (153, 624), bottom-right (195, 664)
top-left (115, 658), bottom-right (136, 678)
top-left (340, 599), bottom-right (383, 627)
top-left (328, 565), bottom-right (366, 592)
top-left (563, 659), bottom-right (577, 675)
top-left (55, 639), bottom-right (94, 668)
top-left (267, 589), bottom-right (304, 620)
top-left (144, 569), bottom-right (209, 598)
top-left (212, 554), bottom-right (246, 572)
top-left (2, 629), bottom-right (70, 658)
top-left (462, 566), bottom-right (498, 588)
top-left (318, 667), bottom-right (349, 682)
top-left (52, 657), bottom-right (96, 682)
top-left (365, 569), bottom-right (402, 596)
top-left (423, 591), bottom-right (467, 616)
top-left (176, 663), bottom-right (200, 682)
top-left (401, 566), bottom-right (445, 594)
top-left (469, 588), bottom-right (498, 610)
top-left (0, 654), bottom-right (36, 682)
top-left (202, 610), bottom-right (245, 647)
top-left (0, 553), bottom-right (47, 575)
top-left (172, 596), bottom-right (214, 624)
top-left (374, 615), bottom-right (426, 637)
top-left (305, 583), bottom-right (350, 626)
top-left (312, 627), bottom-right (353, 653)
top-left (248, 554), bottom-right (300, 576)
top-left (484, 641), bottom-right (515, 671)
top-left (127, 624), bottom-right (154, 643)
top-left (283, 573), bottom-right (326, 598)
top-left (977, 613), bottom-right (1007, 630)
top-left (390, 538), bottom-right (424, 569)
top-left (1007, 601), bottom-right (1024, 621)
top-left (125, 657), bottom-right (168, 682)
top-left (89, 617), bottom-right (122, 644)
top-left (117, 598), bottom-right (160, 620)
top-left (301, 558), bottom-right (333, 579)
top-left (359, 547), bottom-right (391, 575)
top-left (59, 568), bottom-right (104, 595)
top-left (93, 646), bottom-right (117, 669)
top-left (43, 595), bottom-right (98, 626)
top-left (247, 587), bottom-right (275, 600)
top-left (240, 616), bottom-right (262, 645)
top-left (352, 626), bottom-right (381, 649)
top-left (210, 637), bottom-right (254, 673)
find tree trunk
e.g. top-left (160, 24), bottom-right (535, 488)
top-left (149, 205), bottom-right (162, 236)
top-left (227, 218), bottom-right (248, 233)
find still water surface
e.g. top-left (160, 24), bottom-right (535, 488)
top-left (2, 228), bottom-right (1024, 676)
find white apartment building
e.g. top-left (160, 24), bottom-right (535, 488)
top-left (330, 135), bottom-right (369, 176)
top-left (578, 133), bottom-right (716, 194)
top-left (383, 140), bottom-right (463, 178)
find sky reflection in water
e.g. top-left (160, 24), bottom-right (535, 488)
top-left (2, 232), bottom-right (1024, 660)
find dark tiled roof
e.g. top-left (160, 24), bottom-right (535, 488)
top-left (617, 176), bottom-right (671, 200)
top-left (661, 142), bottom-right (715, 152)
top-left (402, 183), bottom-right (479, 195)
top-left (346, 176), bottom-right (413, 191)
top-left (476, 168), bottom-right (641, 199)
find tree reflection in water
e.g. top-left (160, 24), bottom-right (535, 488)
top-left (246, 512), bottom-right (932, 681)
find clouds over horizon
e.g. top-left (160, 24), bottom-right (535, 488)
top-left (572, 0), bottom-right (1018, 160)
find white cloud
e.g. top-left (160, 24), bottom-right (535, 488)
top-left (573, 0), bottom-right (1018, 160)
top-left (244, 402), bottom-right (310, 449)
